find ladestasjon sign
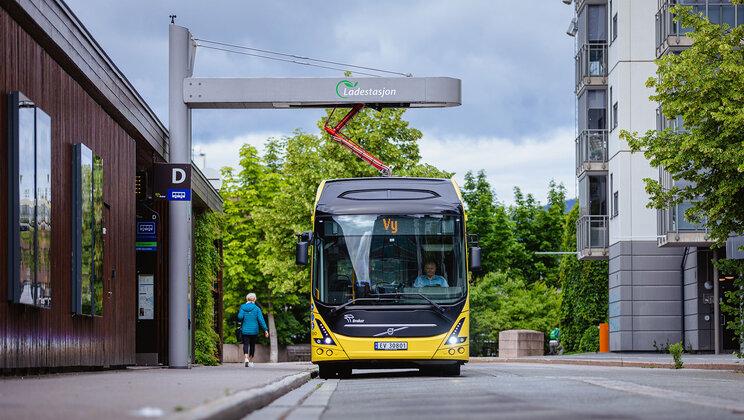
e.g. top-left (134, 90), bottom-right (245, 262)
top-left (335, 80), bottom-right (397, 99)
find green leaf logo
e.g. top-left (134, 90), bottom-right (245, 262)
top-left (336, 80), bottom-right (358, 98)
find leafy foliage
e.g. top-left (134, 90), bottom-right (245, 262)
top-left (559, 205), bottom-right (608, 352)
top-left (717, 259), bottom-right (744, 357)
top-left (461, 170), bottom-right (514, 277)
top-left (193, 212), bottom-right (221, 365)
top-left (220, 146), bottom-right (271, 344)
top-left (508, 182), bottom-right (566, 287)
top-left (578, 325), bottom-right (599, 353)
top-left (470, 271), bottom-right (561, 352)
top-left (668, 341), bottom-right (684, 369)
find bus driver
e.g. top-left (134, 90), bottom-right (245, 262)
top-left (413, 261), bottom-right (449, 288)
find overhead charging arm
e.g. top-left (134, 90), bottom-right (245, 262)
top-left (323, 104), bottom-right (392, 176)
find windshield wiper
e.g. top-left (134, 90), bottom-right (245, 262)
top-left (376, 292), bottom-right (448, 315)
top-left (329, 297), bottom-right (397, 315)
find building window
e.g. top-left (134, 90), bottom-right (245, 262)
top-left (580, 89), bottom-right (607, 131)
top-left (613, 102), bottom-right (619, 130)
top-left (612, 13), bottom-right (618, 42)
top-left (7, 92), bottom-right (52, 308)
top-left (586, 5), bottom-right (608, 43)
top-left (613, 191), bottom-right (619, 218)
top-left (579, 174), bottom-right (608, 216)
top-left (72, 144), bottom-right (105, 316)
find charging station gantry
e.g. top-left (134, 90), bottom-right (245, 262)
top-left (168, 24), bottom-right (461, 367)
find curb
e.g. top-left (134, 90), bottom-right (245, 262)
top-left (169, 370), bottom-right (317, 420)
top-left (470, 357), bottom-right (744, 372)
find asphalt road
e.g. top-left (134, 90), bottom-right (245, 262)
top-left (249, 363), bottom-right (744, 419)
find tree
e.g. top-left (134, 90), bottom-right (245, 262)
top-left (620, 3), bottom-right (744, 246)
top-left (220, 145), bottom-right (271, 345)
top-left (621, 2), bottom-right (744, 352)
top-left (470, 271), bottom-right (561, 355)
top-left (508, 182), bottom-right (566, 286)
top-left (461, 170), bottom-right (514, 276)
top-left (558, 205), bottom-right (608, 352)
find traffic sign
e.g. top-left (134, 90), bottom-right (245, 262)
top-left (154, 163), bottom-right (191, 201)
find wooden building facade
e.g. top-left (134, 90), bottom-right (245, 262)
top-left (1, 0), bottom-right (222, 370)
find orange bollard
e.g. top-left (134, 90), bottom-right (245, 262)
top-left (599, 323), bottom-right (610, 353)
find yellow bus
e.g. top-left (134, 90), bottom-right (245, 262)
top-left (296, 177), bottom-right (481, 379)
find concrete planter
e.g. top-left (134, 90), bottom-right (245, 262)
top-left (498, 330), bottom-right (544, 358)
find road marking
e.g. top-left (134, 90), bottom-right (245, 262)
top-left (578, 378), bottom-right (744, 414)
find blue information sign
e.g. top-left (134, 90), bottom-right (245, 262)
top-left (167, 188), bottom-right (191, 201)
top-left (136, 221), bottom-right (158, 252)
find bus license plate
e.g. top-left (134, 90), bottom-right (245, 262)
top-left (374, 341), bottom-right (408, 351)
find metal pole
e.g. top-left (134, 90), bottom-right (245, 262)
top-left (713, 253), bottom-right (720, 355)
top-left (168, 23), bottom-right (194, 368)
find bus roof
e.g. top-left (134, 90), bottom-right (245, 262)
top-left (316, 177), bottom-right (463, 216)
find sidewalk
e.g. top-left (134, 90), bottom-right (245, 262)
top-left (471, 352), bottom-right (744, 371)
top-left (0, 362), bottom-right (315, 420)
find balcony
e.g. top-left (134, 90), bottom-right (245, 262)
top-left (576, 129), bottom-right (608, 176)
top-left (656, 1), bottom-right (744, 57)
top-left (656, 169), bottom-right (712, 247)
top-left (577, 215), bottom-right (609, 260)
top-left (575, 43), bottom-right (608, 92)
top-left (657, 201), bottom-right (713, 247)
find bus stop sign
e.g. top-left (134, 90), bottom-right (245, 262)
top-left (154, 163), bottom-right (191, 201)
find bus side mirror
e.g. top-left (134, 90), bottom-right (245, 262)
top-left (296, 241), bottom-right (309, 266)
top-left (295, 231), bottom-right (313, 266)
top-left (469, 247), bottom-right (482, 272)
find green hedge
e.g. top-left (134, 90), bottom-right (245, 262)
top-left (578, 325), bottom-right (600, 353)
top-left (194, 212), bottom-right (221, 365)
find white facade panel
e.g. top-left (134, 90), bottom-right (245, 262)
top-left (606, 0), bottom-right (659, 247)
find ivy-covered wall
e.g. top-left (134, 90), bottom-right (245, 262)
top-left (559, 205), bottom-right (609, 352)
top-left (194, 212), bottom-right (221, 365)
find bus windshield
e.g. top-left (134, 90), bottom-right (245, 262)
top-left (313, 214), bottom-right (467, 305)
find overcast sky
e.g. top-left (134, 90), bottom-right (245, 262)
top-left (65, 0), bottom-right (576, 204)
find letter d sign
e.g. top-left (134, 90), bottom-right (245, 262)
top-left (172, 168), bottom-right (186, 184)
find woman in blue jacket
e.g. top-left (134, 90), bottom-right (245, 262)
top-left (238, 293), bottom-right (269, 367)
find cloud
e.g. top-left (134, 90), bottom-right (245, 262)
top-left (194, 126), bottom-right (576, 206)
top-left (192, 131), bottom-right (285, 173)
top-left (419, 127), bottom-right (576, 205)
top-left (64, 0), bottom-right (575, 141)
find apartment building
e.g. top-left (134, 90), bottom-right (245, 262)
top-left (567, 0), bottom-right (743, 352)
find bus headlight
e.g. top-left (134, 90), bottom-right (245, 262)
top-left (314, 320), bottom-right (336, 346)
top-left (445, 318), bottom-right (467, 346)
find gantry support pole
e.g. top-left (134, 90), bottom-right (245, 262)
top-left (168, 24), bottom-right (194, 368)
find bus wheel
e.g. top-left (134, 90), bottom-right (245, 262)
top-left (337, 367), bottom-right (352, 379)
top-left (318, 364), bottom-right (337, 379)
top-left (442, 364), bottom-right (461, 377)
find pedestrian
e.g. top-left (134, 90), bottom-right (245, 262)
top-left (238, 293), bottom-right (269, 367)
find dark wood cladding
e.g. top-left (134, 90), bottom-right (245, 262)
top-left (1, 7), bottom-right (137, 368)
